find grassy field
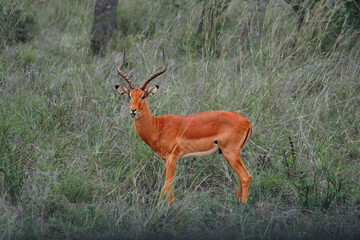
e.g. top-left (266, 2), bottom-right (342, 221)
top-left (1, 0), bottom-right (359, 239)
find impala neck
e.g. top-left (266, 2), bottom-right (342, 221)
top-left (134, 103), bottom-right (158, 145)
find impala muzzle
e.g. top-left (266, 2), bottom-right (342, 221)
top-left (130, 109), bottom-right (137, 118)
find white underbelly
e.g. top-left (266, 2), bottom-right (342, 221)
top-left (180, 146), bottom-right (218, 158)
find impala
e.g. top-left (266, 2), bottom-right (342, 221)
top-left (115, 50), bottom-right (252, 204)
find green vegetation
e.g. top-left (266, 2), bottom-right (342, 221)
top-left (1, 0), bottom-right (359, 239)
top-left (0, 2), bottom-right (36, 47)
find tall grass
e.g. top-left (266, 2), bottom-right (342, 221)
top-left (1, 0), bottom-right (359, 239)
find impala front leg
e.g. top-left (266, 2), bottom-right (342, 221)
top-left (161, 153), bottom-right (178, 203)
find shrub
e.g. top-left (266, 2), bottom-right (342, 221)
top-left (0, 3), bottom-right (36, 47)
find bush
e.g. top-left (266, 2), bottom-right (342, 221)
top-left (0, 3), bottom-right (36, 47)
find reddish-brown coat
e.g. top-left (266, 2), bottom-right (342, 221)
top-left (118, 87), bottom-right (252, 204)
top-left (115, 51), bottom-right (252, 204)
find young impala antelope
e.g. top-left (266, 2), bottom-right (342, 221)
top-left (115, 50), bottom-right (252, 204)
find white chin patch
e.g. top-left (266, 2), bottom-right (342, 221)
top-left (134, 113), bottom-right (141, 119)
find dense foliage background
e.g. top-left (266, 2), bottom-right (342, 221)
top-left (1, 0), bottom-right (359, 239)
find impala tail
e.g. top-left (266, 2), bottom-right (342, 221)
top-left (241, 126), bottom-right (252, 149)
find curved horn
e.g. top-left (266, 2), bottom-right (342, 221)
top-left (117, 51), bottom-right (135, 90)
top-left (140, 49), bottom-right (167, 90)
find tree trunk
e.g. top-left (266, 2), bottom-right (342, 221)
top-left (90, 0), bottom-right (118, 56)
top-left (283, 0), bottom-right (305, 30)
top-left (196, 0), bottom-right (231, 55)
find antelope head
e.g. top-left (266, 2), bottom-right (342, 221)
top-left (115, 50), bottom-right (167, 119)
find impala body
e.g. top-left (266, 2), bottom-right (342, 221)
top-left (115, 50), bottom-right (252, 204)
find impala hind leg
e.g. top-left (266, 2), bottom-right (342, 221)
top-left (161, 154), bottom-right (178, 203)
top-left (222, 151), bottom-right (251, 203)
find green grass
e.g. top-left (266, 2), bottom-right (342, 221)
top-left (1, 0), bottom-right (359, 239)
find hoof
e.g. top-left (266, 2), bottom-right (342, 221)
top-left (238, 197), bottom-right (242, 206)
top-left (161, 189), bottom-right (175, 203)
top-left (166, 195), bottom-right (174, 203)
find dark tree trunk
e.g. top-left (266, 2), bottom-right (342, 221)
top-left (91, 0), bottom-right (118, 56)
top-left (196, 0), bottom-right (231, 54)
top-left (197, 0), bottom-right (231, 36)
top-left (197, 0), bottom-right (207, 36)
top-left (283, 0), bottom-right (305, 30)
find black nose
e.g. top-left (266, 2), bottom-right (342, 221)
top-left (130, 108), bottom-right (137, 118)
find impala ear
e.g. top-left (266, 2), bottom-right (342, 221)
top-left (147, 85), bottom-right (159, 97)
top-left (115, 85), bottom-right (130, 96)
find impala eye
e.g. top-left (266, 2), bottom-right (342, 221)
top-left (141, 95), bottom-right (146, 100)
